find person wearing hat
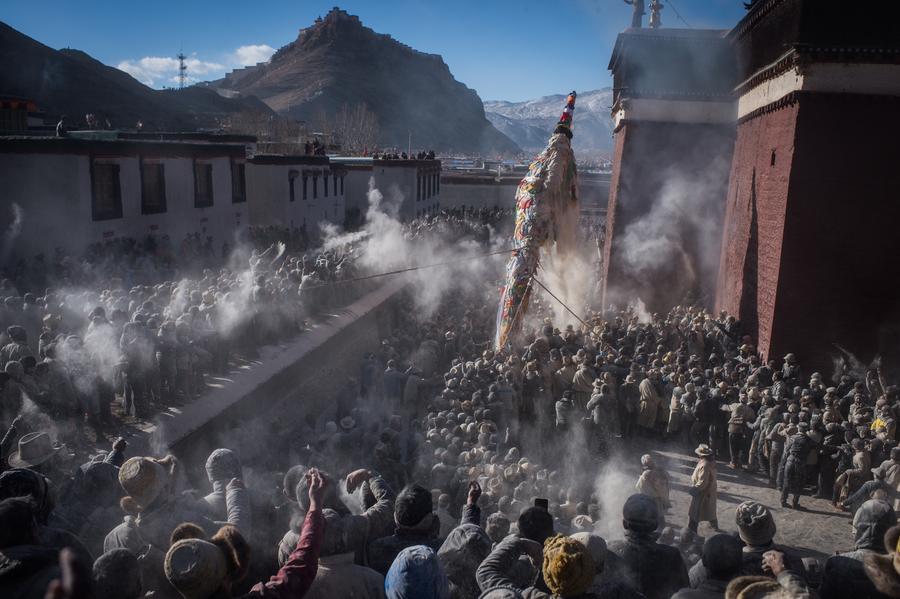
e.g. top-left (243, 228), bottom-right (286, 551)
top-left (200, 449), bottom-right (251, 534)
top-left (723, 502), bottom-right (806, 581)
top-left (637, 372), bottom-right (662, 437)
top-left (862, 524), bottom-right (900, 597)
top-left (820, 498), bottom-right (896, 599)
top-left (686, 445), bottom-right (719, 537)
top-left (165, 468), bottom-right (327, 599)
top-left (635, 454), bottom-right (670, 530)
top-left (6, 431), bottom-right (68, 481)
top-left (780, 422), bottom-right (818, 509)
top-left (607, 494), bottom-right (689, 599)
top-left (673, 533), bottom-right (743, 599)
top-left (619, 373), bottom-right (640, 440)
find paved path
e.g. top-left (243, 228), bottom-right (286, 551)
top-left (631, 440), bottom-right (854, 560)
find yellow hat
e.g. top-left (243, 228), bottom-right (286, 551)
top-left (542, 534), bottom-right (594, 596)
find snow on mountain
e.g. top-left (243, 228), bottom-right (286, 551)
top-left (484, 88), bottom-right (615, 152)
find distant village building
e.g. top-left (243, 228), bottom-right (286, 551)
top-left (331, 156), bottom-right (441, 223)
top-left (0, 132), bottom-right (350, 257)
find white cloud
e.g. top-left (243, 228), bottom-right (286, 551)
top-left (232, 44), bottom-right (275, 66)
top-left (117, 55), bottom-right (225, 87)
top-left (116, 43), bottom-right (274, 88)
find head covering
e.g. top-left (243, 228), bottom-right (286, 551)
top-left (164, 538), bottom-right (227, 599)
top-left (640, 454), bottom-right (654, 468)
top-left (542, 534), bottom-right (594, 597)
top-left (93, 549), bottom-right (142, 599)
top-left (863, 525), bottom-right (900, 597)
top-left (118, 456), bottom-right (174, 514)
top-left (569, 532), bottom-right (607, 573)
top-left (695, 444), bottom-right (713, 457)
top-left (205, 449), bottom-right (241, 484)
top-left (735, 501), bottom-right (776, 546)
top-left (725, 576), bottom-right (782, 599)
top-left (437, 523), bottom-right (491, 590)
top-left (385, 545), bottom-right (449, 599)
top-left (0, 468), bottom-right (53, 523)
top-left (622, 494), bottom-right (658, 533)
top-left (7, 432), bottom-right (62, 469)
top-left (854, 499), bottom-right (896, 551)
top-left (555, 92), bottom-right (577, 138)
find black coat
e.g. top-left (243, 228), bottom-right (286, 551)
top-left (607, 531), bottom-right (689, 599)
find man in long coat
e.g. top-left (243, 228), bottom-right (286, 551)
top-left (637, 371), bottom-right (662, 435)
top-left (687, 444), bottom-right (718, 537)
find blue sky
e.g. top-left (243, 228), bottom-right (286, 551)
top-left (3, 0), bottom-right (747, 102)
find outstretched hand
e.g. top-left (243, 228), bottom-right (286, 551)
top-left (345, 468), bottom-right (371, 493)
top-left (307, 468), bottom-right (326, 509)
top-left (467, 480), bottom-right (482, 506)
top-left (44, 549), bottom-right (91, 599)
top-left (762, 550), bottom-right (785, 576)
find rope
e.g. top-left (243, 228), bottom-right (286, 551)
top-left (531, 275), bottom-right (591, 329)
top-left (666, 0), bottom-right (693, 28)
top-left (298, 247), bottom-right (516, 290)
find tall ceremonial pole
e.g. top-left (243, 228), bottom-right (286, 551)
top-left (494, 91), bottom-right (579, 351)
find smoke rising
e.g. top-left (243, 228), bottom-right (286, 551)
top-left (2, 202), bottom-right (24, 263)
top-left (320, 178), bottom-right (509, 320)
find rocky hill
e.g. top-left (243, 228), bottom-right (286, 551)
top-left (0, 21), bottom-right (273, 131)
top-left (485, 88), bottom-right (615, 153)
top-left (210, 8), bottom-right (519, 155)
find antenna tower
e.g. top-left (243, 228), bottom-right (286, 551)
top-left (177, 52), bottom-right (187, 89)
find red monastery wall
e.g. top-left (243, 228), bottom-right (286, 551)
top-left (717, 93), bottom-right (900, 371)
top-left (715, 102), bottom-right (799, 361)
top-left (602, 119), bottom-right (734, 313)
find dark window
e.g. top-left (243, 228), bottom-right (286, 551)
top-left (289, 176), bottom-right (296, 203)
top-left (231, 162), bottom-right (246, 203)
top-left (427, 173), bottom-right (432, 198)
top-left (333, 174), bottom-right (338, 195)
top-left (91, 162), bottom-right (122, 221)
top-left (340, 176), bottom-right (344, 195)
top-left (141, 161), bottom-right (167, 214)
top-left (324, 173), bottom-right (329, 197)
top-left (770, 149), bottom-right (777, 167)
top-left (194, 162), bottom-right (214, 208)
top-left (437, 173), bottom-right (440, 193)
top-left (313, 175), bottom-right (318, 199)
top-left (303, 175), bottom-right (308, 200)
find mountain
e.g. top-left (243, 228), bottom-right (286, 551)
top-left (0, 21), bottom-right (273, 131)
top-left (484, 89), bottom-right (615, 153)
top-left (210, 8), bottom-right (519, 155)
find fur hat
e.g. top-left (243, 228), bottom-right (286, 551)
top-left (725, 576), bottom-right (781, 599)
top-left (164, 524), bottom-right (250, 599)
top-left (118, 455), bottom-right (176, 514)
top-left (695, 444), bottom-right (714, 457)
top-left (542, 534), bottom-right (595, 597)
top-left (863, 525), bottom-right (900, 597)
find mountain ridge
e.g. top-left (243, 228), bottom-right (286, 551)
top-left (0, 21), bottom-right (274, 131)
top-left (210, 8), bottom-right (519, 155)
top-left (484, 88), bottom-right (615, 153)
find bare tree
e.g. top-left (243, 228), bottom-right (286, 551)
top-left (333, 102), bottom-right (379, 155)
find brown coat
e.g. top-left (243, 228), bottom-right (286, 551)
top-left (637, 379), bottom-right (661, 429)
top-left (688, 458), bottom-right (717, 523)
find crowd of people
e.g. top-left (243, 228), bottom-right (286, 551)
top-left (3, 208), bottom-right (900, 599)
